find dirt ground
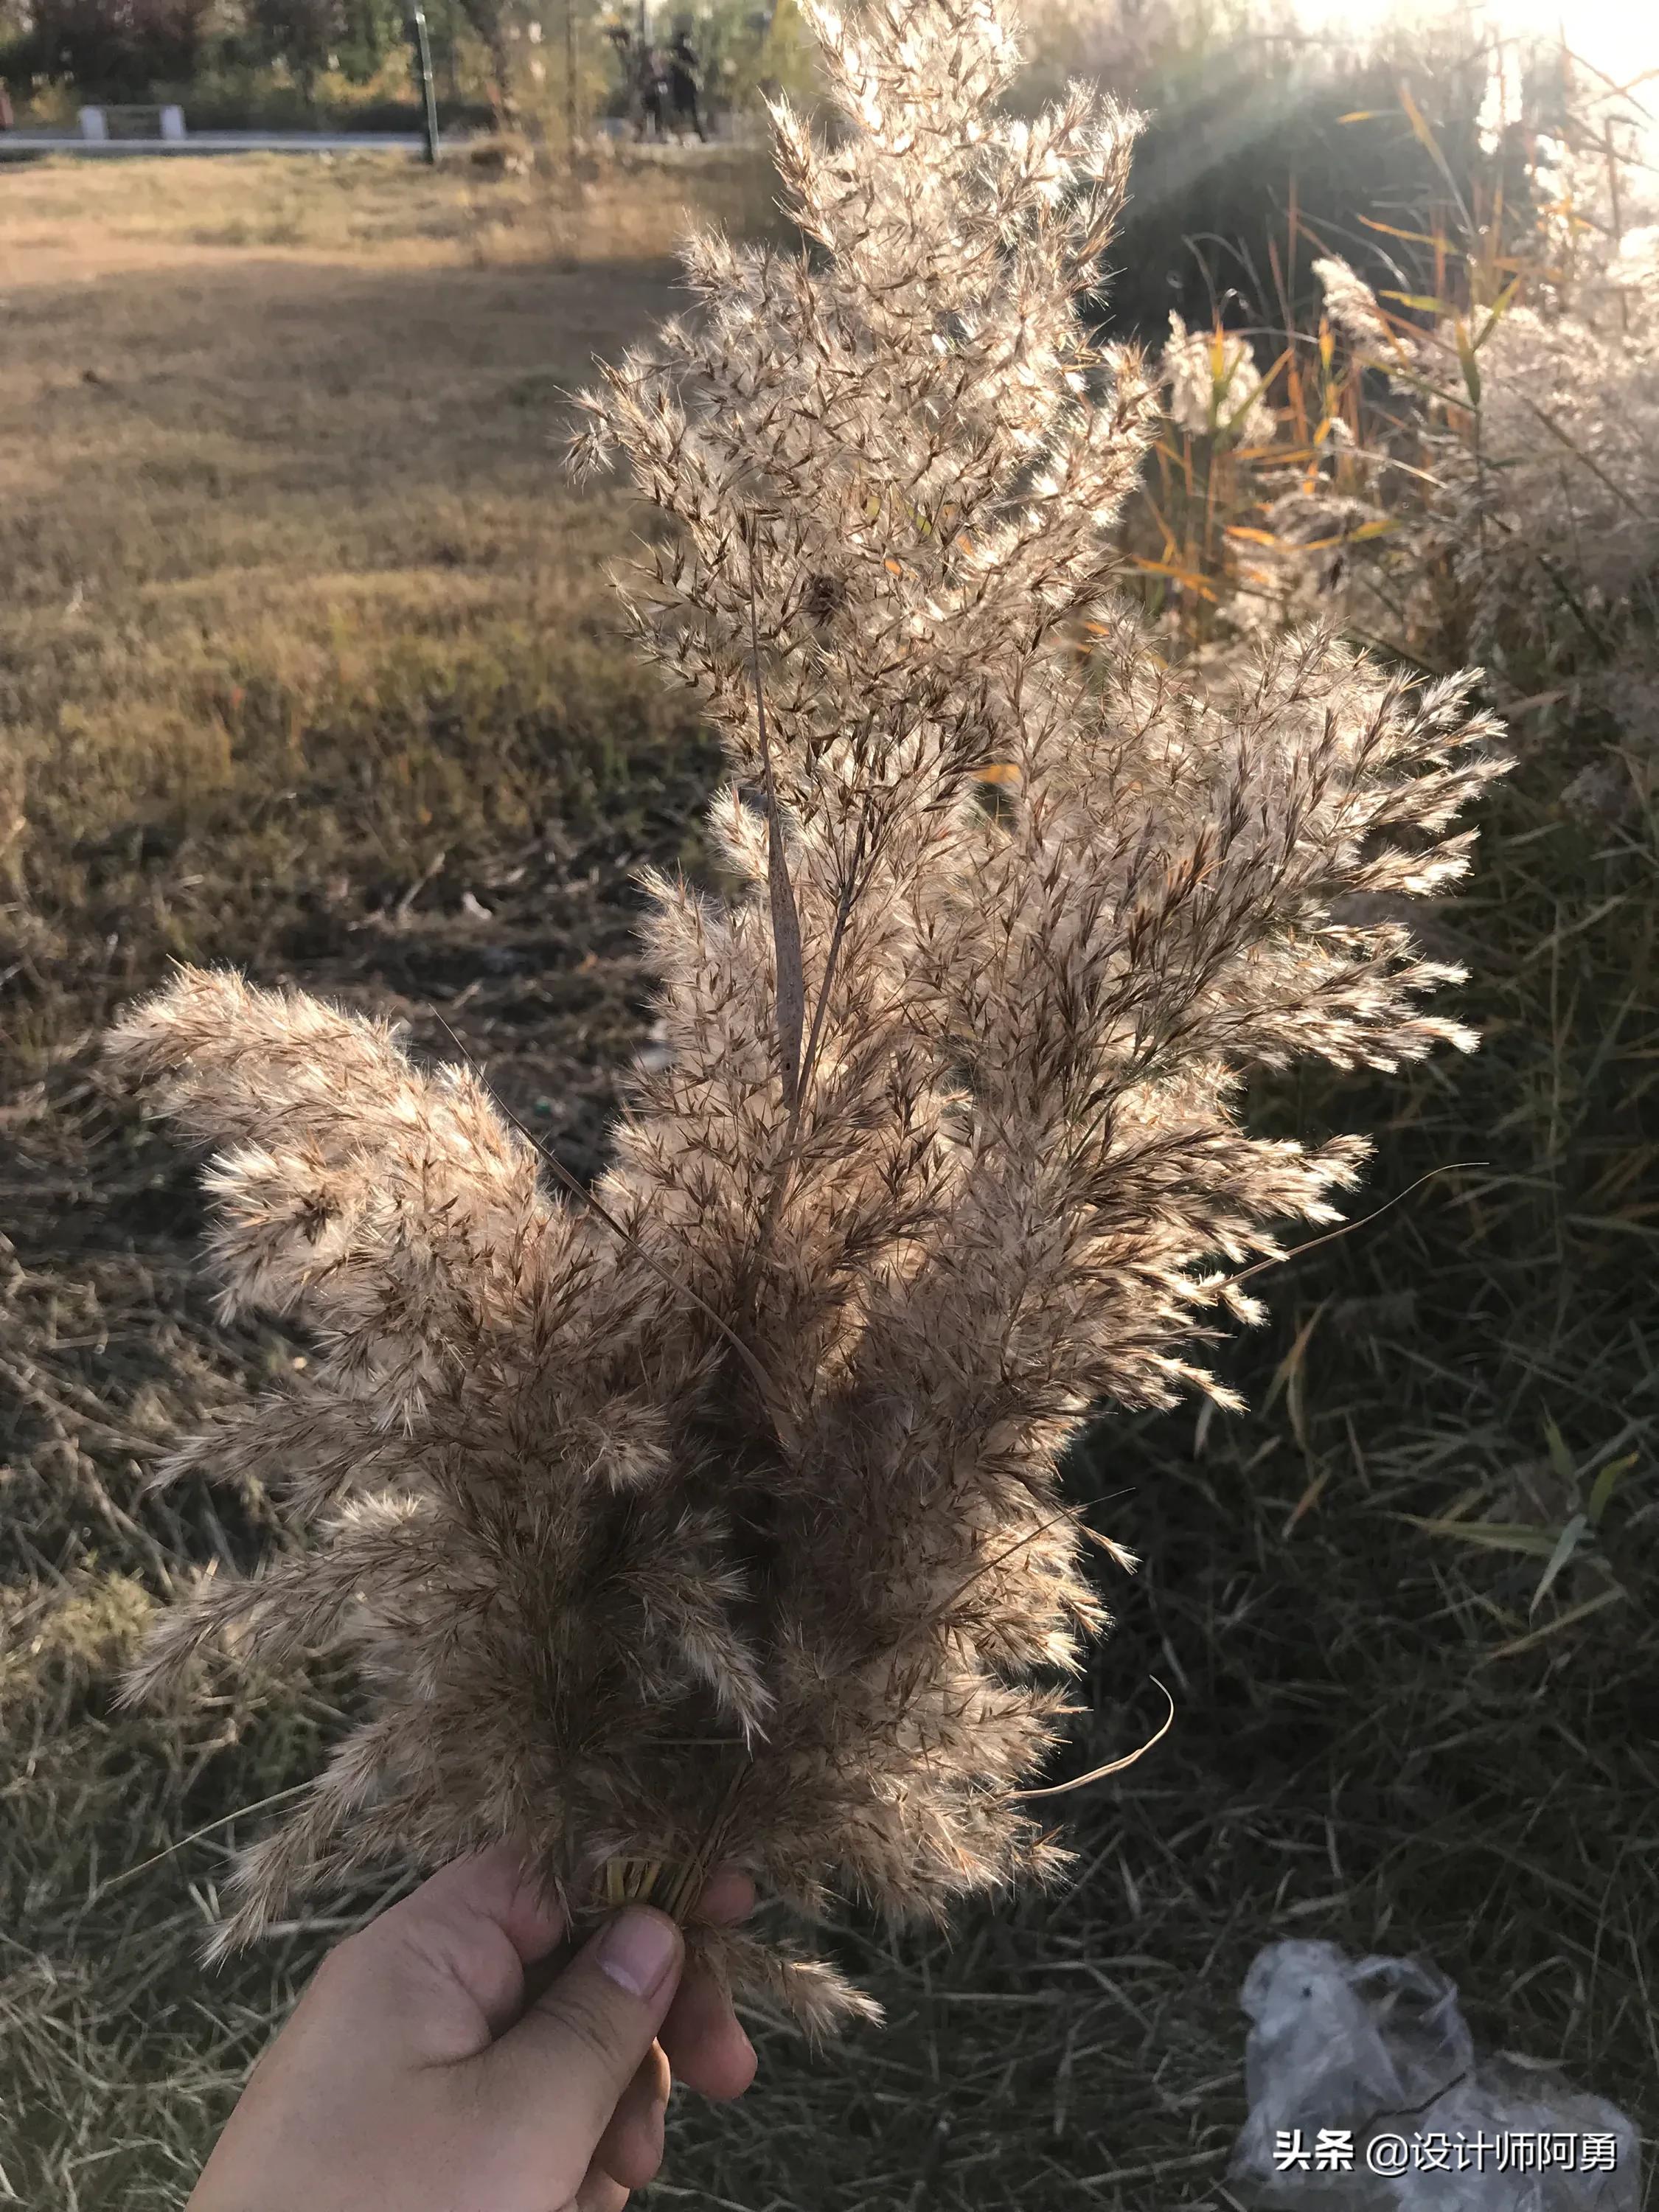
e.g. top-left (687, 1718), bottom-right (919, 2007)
top-left (2, 153), bottom-right (1655, 2212)
top-left (1, 150), bottom-right (733, 1162)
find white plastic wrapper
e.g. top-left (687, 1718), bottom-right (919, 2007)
top-left (1228, 1940), bottom-right (1640, 2211)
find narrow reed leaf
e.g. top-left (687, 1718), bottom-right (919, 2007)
top-left (1529, 1514), bottom-right (1590, 1617)
top-left (1483, 1586), bottom-right (1625, 1662)
top-left (1586, 1453), bottom-right (1639, 1529)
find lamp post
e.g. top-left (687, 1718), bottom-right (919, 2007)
top-left (410, 0), bottom-right (441, 164)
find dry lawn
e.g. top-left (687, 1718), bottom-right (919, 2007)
top-left (1, 151), bottom-right (1656, 2212)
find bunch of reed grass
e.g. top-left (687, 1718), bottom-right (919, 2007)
top-left (106, 0), bottom-right (1506, 2037)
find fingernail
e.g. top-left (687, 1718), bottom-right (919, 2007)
top-left (597, 1908), bottom-right (680, 2000)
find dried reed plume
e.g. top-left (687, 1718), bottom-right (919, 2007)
top-left (1160, 310), bottom-right (1276, 449)
top-left (106, 0), bottom-right (1507, 2039)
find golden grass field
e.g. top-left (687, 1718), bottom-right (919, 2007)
top-left (2, 147), bottom-right (1656, 2212)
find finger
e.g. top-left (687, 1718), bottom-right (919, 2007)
top-left (324, 1843), bottom-right (568, 2063)
top-left (659, 1958), bottom-right (757, 2100)
top-left (520, 1863), bottom-right (754, 2023)
top-left (660, 1865), bottom-right (757, 2098)
top-left (389, 1840), bottom-right (568, 1968)
top-left (688, 1864), bottom-right (755, 1927)
top-left (591, 2040), bottom-right (669, 2194)
top-left (470, 1907), bottom-right (684, 2201)
top-left (574, 2164), bottom-right (631, 2212)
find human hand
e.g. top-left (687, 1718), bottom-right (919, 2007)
top-left (187, 1845), bottom-right (759, 2212)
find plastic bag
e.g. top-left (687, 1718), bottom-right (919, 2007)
top-left (1227, 1939), bottom-right (1641, 2211)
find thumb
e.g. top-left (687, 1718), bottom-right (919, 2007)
top-left (472, 1906), bottom-right (685, 2187)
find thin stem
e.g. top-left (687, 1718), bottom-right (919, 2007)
top-left (754, 796), bottom-right (878, 1255)
top-left (746, 540), bottom-right (805, 1116)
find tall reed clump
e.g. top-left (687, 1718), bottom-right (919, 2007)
top-left (104, 0), bottom-right (1506, 2039)
top-left (1220, 53), bottom-right (1659, 765)
top-left (1312, 206), bottom-right (1659, 715)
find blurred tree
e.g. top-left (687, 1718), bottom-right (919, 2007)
top-left (246, 0), bottom-right (341, 108)
top-left (332, 0), bottom-right (400, 83)
top-left (455, 0), bottom-right (519, 122)
top-left (1019, 0), bottom-right (1527, 344)
top-left (470, 0), bottom-right (616, 154)
top-left (9, 0), bottom-right (217, 97)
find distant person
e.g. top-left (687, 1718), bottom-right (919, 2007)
top-left (0, 83), bottom-right (14, 132)
top-left (605, 20), bottom-right (636, 133)
top-left (635, 42), bottom-right (668, 140)
top-left (667, 25), bottom-right (706, 142)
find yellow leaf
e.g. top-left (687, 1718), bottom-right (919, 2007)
top-left (1262, 1302), bottom-right (1326, 1450)
top-left (1587, 1453), bottom-right (1639, 1528)
top-left (1482, 1585), bottom-right (1624, 1660)
top-left (1284, 1464), bottom-right (1332, 1534)
top-left (1127, 556), bottom-right (1217, 602)
top-left (1397, 1515), bottom-right (1562, 1557)
top-left (1398, 81), bottom-right (1441, 162)
top-left (1358, 215), bottom-right (1443, 248)
top-left (1380, 290), bottom-right (1451, 315)
top-left (1472, 276), bottom-right (1521, 352)
top-left (1250, 519), bottom-right (1400, 554)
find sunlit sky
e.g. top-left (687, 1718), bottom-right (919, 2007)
top-left (1294, 0), bottom-right (1658, 96)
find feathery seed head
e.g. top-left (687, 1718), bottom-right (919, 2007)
top-left (108, 0), bottom-right (1506, 2039)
